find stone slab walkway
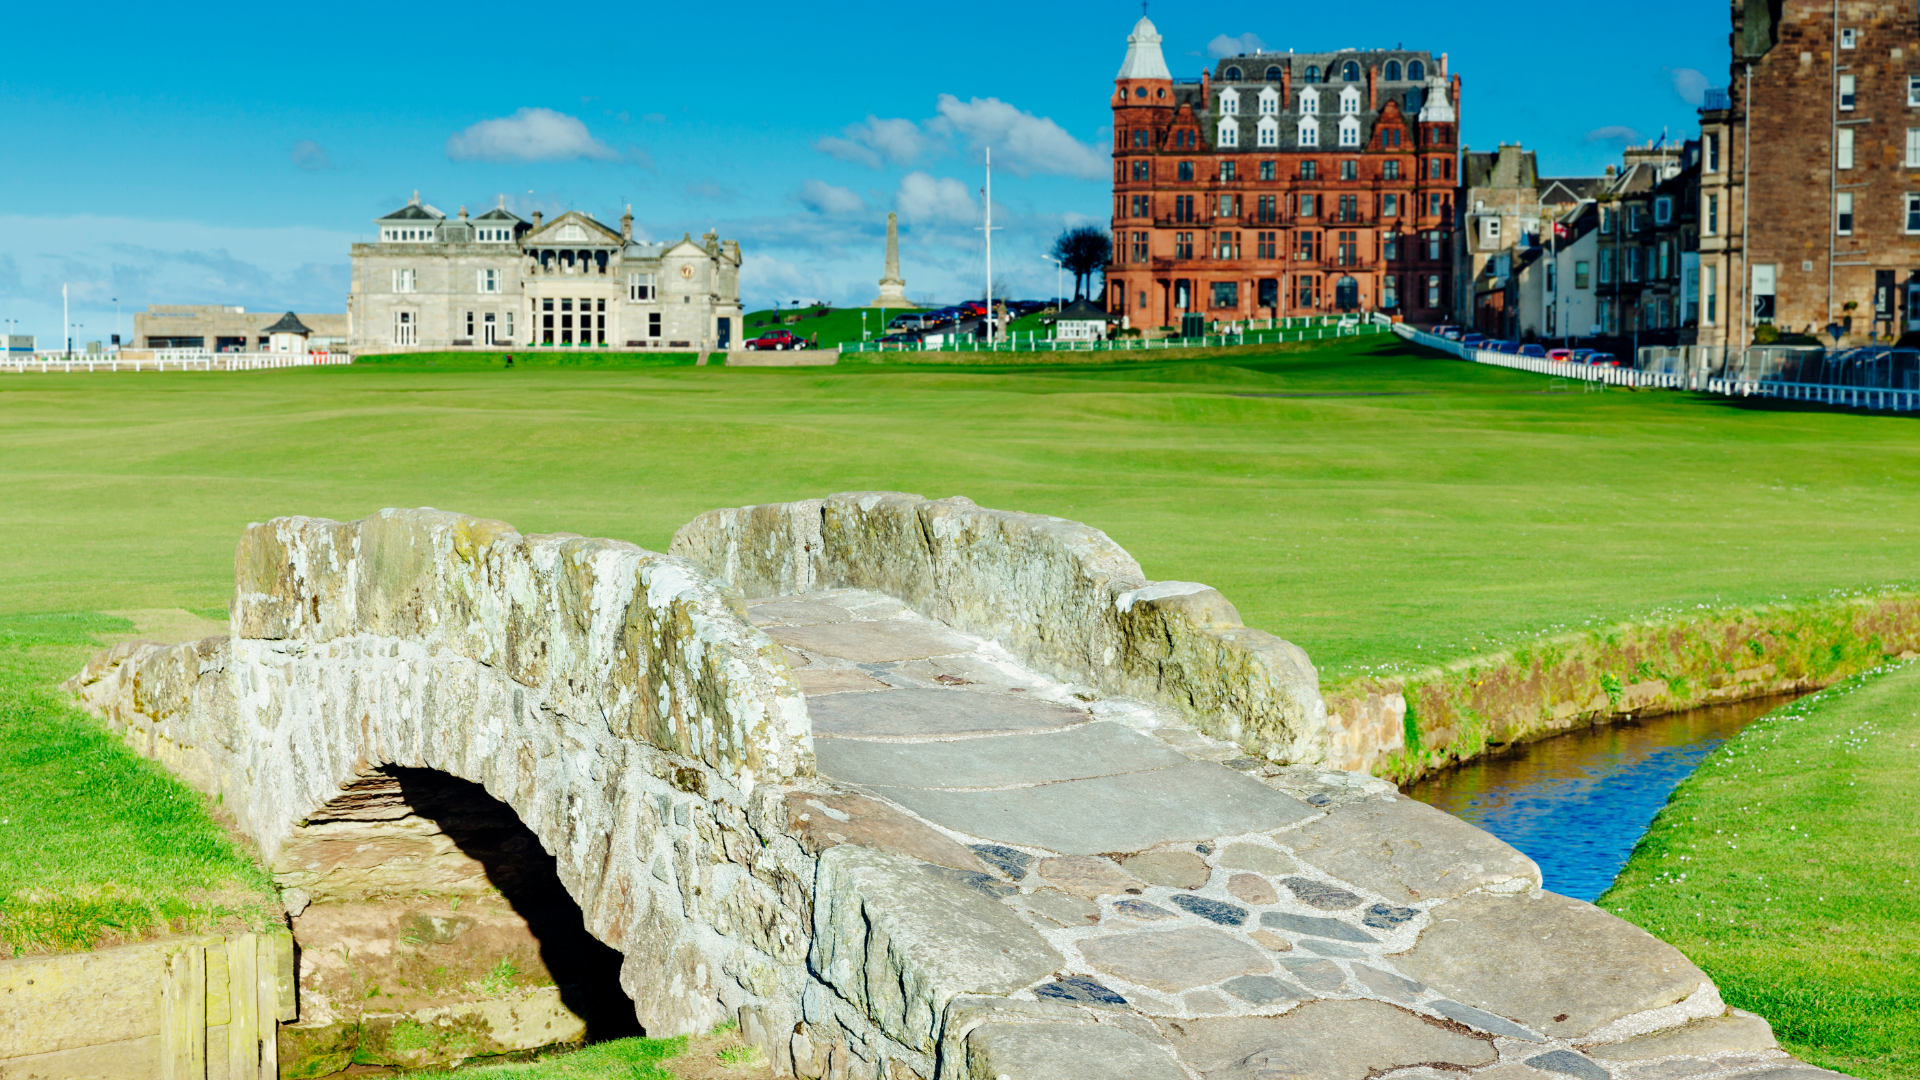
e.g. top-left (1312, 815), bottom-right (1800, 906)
top-left (758, 589), bottom-right (1852, 1080)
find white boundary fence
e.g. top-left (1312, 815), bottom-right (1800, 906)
top-left (1392, 324), bottom-right (1919, 412)
top-left (844, 314), bottom-right (1387, 355)
top-left (3, 352), bottom-right (352, 374)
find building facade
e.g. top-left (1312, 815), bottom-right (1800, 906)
top-left (1104, 18), bottom-right (1462, 329)
top-left (1595, 143), bottom-right (1699, 342)
top-left (348, 196), bottom-right (743, 353)
top-left (133, 305), bottom-right (349, 352)
top-left (1699, 0), bottom-right (1920, 350)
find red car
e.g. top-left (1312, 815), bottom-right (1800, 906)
top-left (744, 329), bottom-right (808, 351)
top-left (958, 301), bottom-right (988, 318)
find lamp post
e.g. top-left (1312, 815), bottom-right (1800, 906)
top-left (113, 297), bottom-right (120, 352)
top-left (1044, 256), bottom-right (1064, 312)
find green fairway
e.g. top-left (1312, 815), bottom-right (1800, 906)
top-left (0, 336), bottom-right (1914, 681)
top-left (1600, 661), bottom-right (1920, 1079)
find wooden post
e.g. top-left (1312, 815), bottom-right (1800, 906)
top-left (161, 944), bottom-right (207, 1080)
top-left (226, 934), bottom-right (260, 1079)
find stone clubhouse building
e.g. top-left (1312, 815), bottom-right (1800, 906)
top-left (348, 195), bottom-right (743, 352)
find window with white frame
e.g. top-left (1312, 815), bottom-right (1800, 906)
top-left (478, 268), bottom-right (501, 293)
top-left (1299, 89), bottom-right (1320, 115)
top-left (1217, 119), bottom-right (1239, 147)
top-left (628, 271), bottom-right (656, 301)
top-left (1706, 193), bottom-right (1718, 235)
top-left (1706, 132), bottom-right (1719, 172)
top-left (1906, 193), bottom-right (1920, 233)
top-left (1338, 116), bottom-right (1361, 147)
top-left (1297, 119), bottom-right (1319, 147)
top-left (1910, 76), bottom-right (1920, 106)
top-left (392, 268), bottom-right (416, 293)
top-left (1837, 191), bottom-right (1855, 234)
top-left (1841, 27), bottom-right (1857, 48)
top-left (1907, 128), bottom-right (1920, 166)
top-left (1840, 74), bottom-right (1856, 110)
top-left (1257, 117), bottom-right (1278, 147)
top-left (1654, 195), bottom-right (1673, 224)
top-left (1338, 86), bottom-right (1361, 115)
top-left (1219, 88), bottom-right (1240, 115)
top-left (392, 310), bottom-right (416, 345)
top-left (1704, 264), bottom-right (1717, 324)
top-left (1258, 86), bottom-right (1279, 115)
top-left (1839, 126), bottom-right (1855, 169)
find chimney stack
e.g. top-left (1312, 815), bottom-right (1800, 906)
top-left (532, 210), bottom-right (543, 229)
top-left (621, 205), bottom-right (633, 242)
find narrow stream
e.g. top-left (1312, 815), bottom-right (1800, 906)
top-left (1404, 694), bottom-right (1800, 902)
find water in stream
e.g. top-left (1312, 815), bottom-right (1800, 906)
top-left (1405, 694), bottom-right (1799, 902)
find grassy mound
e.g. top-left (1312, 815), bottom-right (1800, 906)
top-left (0, 614), bottom-right (277, 954)
top-left (1600, 660), bottom-right (1920, 1078)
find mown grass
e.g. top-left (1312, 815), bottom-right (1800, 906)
top-left (405, 1035), bottom-right (687, 1079)
top-left (0, 613), bottom-right (277, 954)
top-left (1600, 660), bottom-right (1920, 1079)
top-left (0, 335), bottom-right (1914, 681)
top-left (354, 351), bottom-right (699, 370)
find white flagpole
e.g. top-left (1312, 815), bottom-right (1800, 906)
top-left (984, 148), bottom-right (994, 341)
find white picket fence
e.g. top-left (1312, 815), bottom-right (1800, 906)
top-left (2, 352), bottom-right (352, 374)
top-left (1391, 325), bottom-right (1919, 411)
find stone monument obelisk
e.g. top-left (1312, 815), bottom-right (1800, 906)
top-left (871, 212), bottom-right (911, 309)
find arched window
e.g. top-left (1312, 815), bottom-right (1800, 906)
top-left (1384, 60), bottom-right (1402, 81)
top-left (1335, 276), bottom-right (1360, 310)
top-left (1266, 65), bottom-right (1283, 81)
top-left (1408, 60), bottom-right (1426, 81)
top-left (1304, 65), bottom-right (1321, 83)
top-left (1224, 66), bottom-right (1242, 80)
top-left (1342, 61), bottom-right (1360, 81)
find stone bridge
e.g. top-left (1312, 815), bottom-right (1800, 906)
top-left (69, 494), bottom-right (1844, 1080)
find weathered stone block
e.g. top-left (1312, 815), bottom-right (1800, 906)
top-left (1282, 794), bottom-right (1540, 903)
top-left (1157, 999), bottom-right (1497, 1079)
top-left (964, 1022), bottom-right (1185, 1080)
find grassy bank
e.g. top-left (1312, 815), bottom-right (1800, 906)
top-left (1599, 661), bottom-right (1920, 1079)
top-left (0, 613), bottom-right (277, 955)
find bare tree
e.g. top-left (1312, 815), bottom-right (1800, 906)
top-left (1050, 226), bottom-right (1113, 300)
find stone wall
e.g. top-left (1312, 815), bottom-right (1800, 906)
top-left (671, 491), bottom-right (1329, 764)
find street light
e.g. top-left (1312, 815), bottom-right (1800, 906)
top-left (1044, 256), bottom-right (1064, 312)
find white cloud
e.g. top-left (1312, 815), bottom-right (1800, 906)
top-left (290, 140), bottom-right (332, 171)
top-left (814, 115), bottom-right (928, 168)
top-left (446, 107), bottom-right (619, 163)
top-left (896, 172), bottom-right (977, 224)
top-left (1208, 32), bottom-right (1267, 59)
top-left (1584, 125), bottom-right (1642, 146)
top-left (1669, 67), bottom-right (1709, 106)
top-left (929, 95), bottom-right (1107, 179)
top-left (799, 180), bottom-right (865, 215)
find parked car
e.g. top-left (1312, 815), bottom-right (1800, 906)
top-left (1519, 344), bottom-right (1547, 358)
top-left (958, 301), bottom-right (988, 318)
top-left (1586, 352), bottom-right (1620, 367)
top-left (1461, 333), bottom-right (1487, 349)
top-left (1547, 348), bottom-right (1574, 362)
top-left (1435, 325), bottom-right (1463, 340)
top-left (744, 329), bottom-right (807, 351)
top-left (888, 313), bottom-right (932, 331)
top-left (877, 332), bottom-right (919, 349)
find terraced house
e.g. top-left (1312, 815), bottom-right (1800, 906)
top-left (348, 194), bottom-right (743, 353)
top-left (1105, 17), bottom-right (1463, 330)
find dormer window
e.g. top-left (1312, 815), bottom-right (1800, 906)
top-left (1298, 118), bottom-right (1320, 147)
top-left (1258, 86), bottom-right (1279, 115)
top-left (1338, 115), bottom-right (1362, 147)
top-left (1300, 88), bottom-right (1320, 115)
top-left (1257, 116), bottom-right (1279, 147)
top-left (1339, 86), bottom-right (1362, 115)
top-left (1219, 88), bottom-right (1240, 115)
top-left (1217, 118), bottom-right (1239, 147)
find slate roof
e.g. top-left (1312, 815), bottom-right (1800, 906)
top-left (1538, 177), bottom-right (1607, 204)
top-left (1172, 76), bottom-right (1427, 152)
top-left (1054, 298), bottom-right (1119, 322)
top-left (379, 203), bottom-right (443, 222)
top-left (264, 312), bottom-right (312, 335)
top-left (473, 207), bottom-right (524, 223)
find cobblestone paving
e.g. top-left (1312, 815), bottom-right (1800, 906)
top-left (758, 589), bottom-right (1854, 1080)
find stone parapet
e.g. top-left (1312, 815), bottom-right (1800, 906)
top-left (672, 491), bottom-right (1329, 764)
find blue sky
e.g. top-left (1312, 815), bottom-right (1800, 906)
top-left (0, 0), bottom-right (1730, 344)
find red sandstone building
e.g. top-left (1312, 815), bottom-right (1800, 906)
top-left (1106, 18), bottom-right (1463, 329)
